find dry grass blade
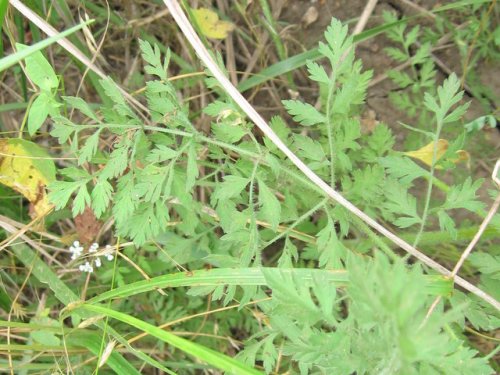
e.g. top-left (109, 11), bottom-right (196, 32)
top-left (8, 0), bottom-right (149, 116)
top-left (162, 0), bottom-right (500, 311)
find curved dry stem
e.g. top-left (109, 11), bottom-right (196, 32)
top-left (162, 0), bottom-right (500, 311)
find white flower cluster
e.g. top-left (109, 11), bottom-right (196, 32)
top-left (69, 241), bottom-right (115, 274)
top-left (69, 241), bottom-right (84, 260)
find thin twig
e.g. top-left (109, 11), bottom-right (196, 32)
top-left (352, 0), bottom-right (379, 35)
top-left (162, 0), bottom-right (500, 311)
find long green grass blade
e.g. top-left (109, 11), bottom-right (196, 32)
top-left (88, 267), bottom-right (349, 303)
top-left (0, 0), bottom-right (8, 29)
top-left (0, 20), bottom-right (91, 73)
top-left (75, 304), bottom-right (262, 375)
top-left (89, 267), bottom-right (452, 304)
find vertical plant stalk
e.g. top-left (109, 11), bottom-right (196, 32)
top-left (412, 118), bottom-right (444, 248)
top-left (161, 0), bottom-right (500, 311)
top-left (326, 76), bottom-right (337, 187)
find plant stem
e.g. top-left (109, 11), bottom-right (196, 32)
top-left (412, 119), bottom-right (444, 248)
top-left (326, 76), bottom-right (337, 187)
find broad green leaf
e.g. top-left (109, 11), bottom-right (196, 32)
top-left (16, 44), bottom-right (58, 91)
top-left (28, 93), bottom-right (50, 135)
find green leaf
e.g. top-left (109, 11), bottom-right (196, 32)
top-left (437, 210), bottom-right (457, 240)
top-left (91, 179), bottom-right (113, 218)
top-left (442, 177), bottom-right (484, 212)
top-left (319, 18), bottom-right (352, 69)
top-left (443, 102), bottom-right (470, 123)
top-left (211, 175), bottom-right (249, 203)
top-left (379, 156), bottom-right (428, 186)
top-left (293, 134), bottom-right (325, 162)
top-left (73, 183), bottom-right (91, 216)
top-left (50, 117), bottom-right (77, 143)
top-left (282, 100), bottom-right (326, 126)
top-left (139, 39), bottom-right (169, 80)
top-left (100, 78), bottom-right (137, 119)
top-left (16, 44), bottom-right (58, 91)
top-left (384, 47), bottom-right (408, 63)
top-left (78, 130), bottom-right (101, 165)
top-left (113, 173), bottom-right (137, 222)
top-left (100, 78), bottom-right (126, 107)
top-left (100, 143), bottom-right (130, 180)
top-left (119, 202), bottom-right (169, 245)
top-left (212, 122), bottom-right (246, 143)
top-left (437, 73), bottom-right (463, 112)
top-left (387, 70), bottom-right (413, 88)
top-left (48, 180), bottom-right (82, 210)
top-left (31, 330), bottom-right (60, 346)
top-left (258, 179), bottom-right (281, 231)
top-left (468, 253), bottom-right (500, 279)
top-left (62, 96), bottom-right (99, 122)
top-left (464, 115), bottom-right (497, 133)
top-left (146, 144), bottom-right (178, 163)
top-left (28, 93), bottom-right (50, 135)
top-left (316, 215), bottom-right (345, 269)
top-left (384, 181), bottom-right (422, 228)
top-left (306, 60), bottom-right (329, 84)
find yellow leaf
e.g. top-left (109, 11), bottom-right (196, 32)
top-left (404, 139), bottom-right (448, 167)
top-left (191, 7), bottom-right (235, 39)
top-left (0, 138), bottom-right (56, 217)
